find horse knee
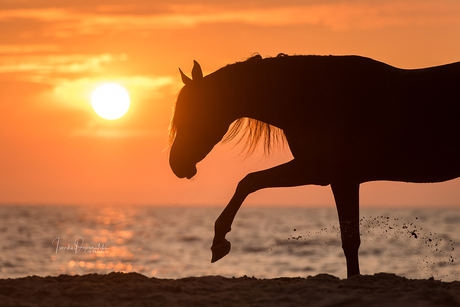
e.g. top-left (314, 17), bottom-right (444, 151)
top-left (237, 173), bottom-right (258, 195)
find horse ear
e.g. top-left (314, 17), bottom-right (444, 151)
top-left (192, 60), bottom-right (203, 81)
top-left (179, 68), bottom-right (192, 85)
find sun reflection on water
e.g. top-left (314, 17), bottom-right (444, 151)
top-left (48, 206), bottom-right (161, 277)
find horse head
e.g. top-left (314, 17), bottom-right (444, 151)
top-left (169, 61), bottom-right (233, 179)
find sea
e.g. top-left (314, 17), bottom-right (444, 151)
top-left (0, 205), bottom-right (459, 281)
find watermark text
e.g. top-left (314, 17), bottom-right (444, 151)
top-left (52, 237), bottom-right (110, 254)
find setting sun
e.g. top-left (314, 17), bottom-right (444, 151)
top-left (91, 83), bottom-right (130, 120)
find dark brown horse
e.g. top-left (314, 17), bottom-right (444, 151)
top-left (169, 54), bottom-right (460, 277)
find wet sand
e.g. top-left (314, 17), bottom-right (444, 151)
top-left (1, 272), bottom-right (460, 306)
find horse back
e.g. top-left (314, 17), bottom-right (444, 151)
top-left (270, 56), bottom-right (460, 183)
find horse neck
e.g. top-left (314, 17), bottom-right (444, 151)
top-left (207, 65), bottom-right (284, 127)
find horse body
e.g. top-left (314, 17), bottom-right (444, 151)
top-left (169, 55), bottom-right (460, 277)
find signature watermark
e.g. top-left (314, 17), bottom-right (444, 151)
top-left (52, 237), bottom-right (110, 254)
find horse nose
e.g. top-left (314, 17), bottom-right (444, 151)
top-left (173, 165), bottom-right (197, 179)
top-left (170, 158), bottom-right (197, 179)
top-left (185, 166), bottom-right (197, 179)
top-left (169, 144), bottom-right (198, 179)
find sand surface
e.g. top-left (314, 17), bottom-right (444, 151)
top-left (1, 272), bottom-right (460, 307)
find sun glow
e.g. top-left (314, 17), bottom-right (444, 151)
top-left (91, 83), bottom-right (130, 120)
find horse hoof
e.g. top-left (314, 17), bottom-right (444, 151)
top-left (211, 239), bottom-right (231, 263)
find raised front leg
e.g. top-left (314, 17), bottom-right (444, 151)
top-left (331, 181), bottom-right (361, 278)
top-left (211, 159), bottom-right (329, 263)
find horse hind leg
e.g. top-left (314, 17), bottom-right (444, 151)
top-left (331, 181), bottom-right (361, 278)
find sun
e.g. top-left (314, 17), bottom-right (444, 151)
top-left (91, 83), bottom-right (130, 120)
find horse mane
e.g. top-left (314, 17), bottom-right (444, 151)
top-left (221, 53), bottom-right (287, 155)
top-left (169, 53), bottom-right (287, 155)
top-left (222, 117), bottom-right (285, 156)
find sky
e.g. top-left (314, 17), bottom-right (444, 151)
top-left (1, 0), bottom-right (459, 207)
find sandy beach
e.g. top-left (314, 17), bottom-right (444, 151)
top-left (1, 272), bottom-right (459, 307)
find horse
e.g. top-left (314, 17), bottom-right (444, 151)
top-left (168, 54), bottom-right (460, 278)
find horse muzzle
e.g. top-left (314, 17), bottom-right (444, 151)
top-left (169, 142), bottom-right (203, 179)
top-left (183, 165), bottom-right (197, 179)
top-left (170, 162), bottom-right (197, 179)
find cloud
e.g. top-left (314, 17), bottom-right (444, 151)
top-left (72, 127), bottom-right (156, 139)
top-left (0, 1), bottom-right (459, 36)
top-left (0, 53), bottom-right (127, 74)
top-left (0, 44), bottom-right (60, 54)
top-left (166, 2), bottom-right (460, 31)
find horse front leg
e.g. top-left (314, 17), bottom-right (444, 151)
top-left (211, 159), bottom-right (329, 263)
top-left (331, 181), bottom-right (361, 277)
top-left (211, 185), bottom-right (246, 263)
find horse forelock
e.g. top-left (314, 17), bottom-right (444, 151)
top-left (168, 90), bottom-right (181, 147)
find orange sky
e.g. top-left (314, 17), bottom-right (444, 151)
top-left (1, 0), bottom-right (459, 207)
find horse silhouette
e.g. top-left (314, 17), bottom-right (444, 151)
top-left (169, 54), bottom-right (460, 277)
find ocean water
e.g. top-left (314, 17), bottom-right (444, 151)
top-left (0, 205), bottom-right (459, 281)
